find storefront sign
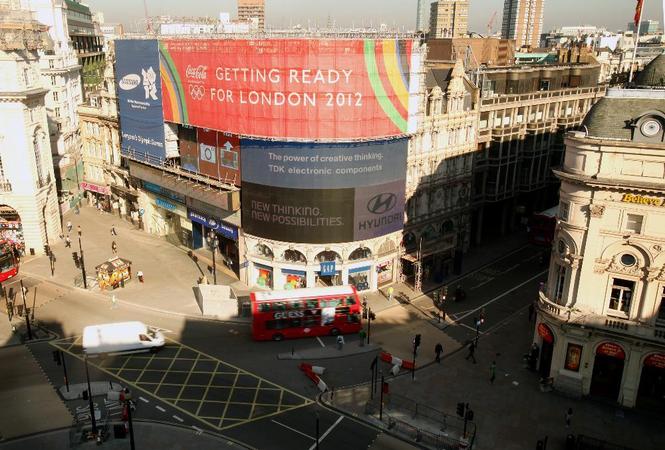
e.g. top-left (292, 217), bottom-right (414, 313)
top-left (621, 193), bottom-right (664, 207)
top-left (564, 343), bottom-right (583, 372)
top-left (80, 181), bottom-right (111, 195)
top-left (349, 266), bottom-right (371, 274)
top-left (142, 181), bottom-right (185, 204)
top-left (537, 323), bottom-right (554, 344)
top-left (643, 353), bottom-right (665, 369)
top-left (155, 197), bottom-right (176, 211)
top-left (320, 261), bottom-right (336, 276)
top-left (596, 342), bottom-right (626, 360)
top-left (187, 209), bottom-right (238, 241)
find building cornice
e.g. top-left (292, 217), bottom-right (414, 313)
top-left (554, 169), bottom-right (665, 194)
top-left (0, 87), bottom-right (48, 101)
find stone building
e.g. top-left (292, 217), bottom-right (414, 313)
top-left (535, 54), bottom-right (665, 410)
top-left (472, 62), bottom-right (606, 244)
top-left (429, 0), bottom-right (468, 39)
top-left (403, 59), bottom-right (479, 288)
top-left (0, 2), bottom-right (61, 255)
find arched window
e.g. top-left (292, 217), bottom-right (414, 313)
top-left (254, 243), bottom-right (273, 259)
top-left (283, 249), bottom-right (306, 264)
top-left (315, 250), bottom-right (342, 264)
top-left (403, 232), bottom-right (416, 249)
top-left (33, 131), bottom-right (45, 186)
top-left (349, 247), bottom-right (372, 261)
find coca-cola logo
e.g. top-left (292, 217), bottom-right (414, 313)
top-left (186, 65), bottom-right (207, 80)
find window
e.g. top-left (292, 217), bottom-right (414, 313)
top-left (55, 107), bottom-right (60, 118)
top-left (625, 214), bottom-right (643, 234)
top-left (52, 92), bottom-right (59, 102)
top-left (33, 134), bottom-right (45, 186)
top-left (559, 201), bottom-right (570, 221)
top-left (620, 254), bottom-right (636, 267)
top-left (48, 59), bottom-right (54, 69)
top-left (608, 278), bottom-right (634, 316)
top-left (23, 68), bottom-right (31, 87)
top-left (51, 75), bottom-right (56, 85)
top-left (553, 264), bottom-right (567, 303)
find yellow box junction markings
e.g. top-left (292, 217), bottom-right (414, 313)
top-left (50, 336), bottom-right (313, 431)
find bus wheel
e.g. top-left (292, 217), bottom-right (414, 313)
top-left (272, 333), bottom-right (284, 342)
top-left (330, 328), bottom-right (340, 336)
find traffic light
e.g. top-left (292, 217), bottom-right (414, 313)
top-left (414, 334), bottom-right (421, 349)
top-left (52, 350), bottom-right (61, 366)
top-left (72, 252), bottom-right (80, 268)
top-left (456, 402), bottom-right (465, 417)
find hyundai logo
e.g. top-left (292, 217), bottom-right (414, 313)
top-left (367, 193), bottom-right (397, 214)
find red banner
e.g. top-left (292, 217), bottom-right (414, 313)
top-left (644, 353), bottom-right (665, 369)
top-left (159, 39), bottom-right (419, 140)
top-left (537, 323), bottom-right (554, 344)
top-left (596, 342), bottom-right (625, 360)
top-left (634, 0), bottom-right (644, 27)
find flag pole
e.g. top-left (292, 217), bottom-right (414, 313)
top-left (629, 0), bottom-right (646, 83)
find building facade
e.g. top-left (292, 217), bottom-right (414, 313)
top-left (416, 0), bottom-right (429, 33)
top-left (501, 0), bottom-right (545, 49)
top-left (472, 63), bottom-right (606, 244)
top-left (430, 0), bottom-right (469, 39)
top-left (237, 0), bottom-right (265, 32)
top-left (535, 55), bottom-right (665, 410)
top-left (403, 60), bottom-right (479, 289)
top-left (0, 2), bottom-right (61, 255)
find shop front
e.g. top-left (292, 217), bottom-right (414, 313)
top-left (536, 322), bottom-right (555, 378)
top-left (151, 195), bottom-right (191, 247)
top-left (316, 261), bottom-right (342, 287)
top-left (254, 263), bottom-right (273, 289)
top-left (281, 268), bottom-right (307, 290)
top-left (188, 209), bottom-right (239, 274)
top-left (110, 184), bottom-right (138, 219)
top-left (348, 265), bottom-right (371, 292)
top-left (637, 353), bottom-right (665, 411)
top-left (81, 181), bottom-right (111, 211)
top-left (376, 260), bottom-right (394, 287)
top-left (590, 342), bottom-right (626, 401)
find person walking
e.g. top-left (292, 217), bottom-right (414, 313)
top-left (65, 235), bottom-right (71, 248)
top-left (336, 335), bottom-right (345, 350)
top-left (76, 225), bottom-right (81, 235)
top-left (111, 225), bottom-right (117, 236)
top-left (565, 407), bottom-right (573, 428)
top-left (489, 360), bottom-right (497, 384)
top-left (465, 341), bottom-right (476, 364)
top-left (111, 241), bottom-right (118, 255)
top-left (387, 286), bottom-right (394, 302)
top-left (358, 329), bottom-right (366, 346)
top-left (137, 270), bottom-right (144, 283)
top-left (435, 343), bottom-right (443, 363)
top-left (66, 221), bottom-right (72, 233)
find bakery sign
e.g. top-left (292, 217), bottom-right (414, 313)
top-left (620, 193), bottom-right (664, 207)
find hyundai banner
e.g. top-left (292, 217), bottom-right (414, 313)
top-left (241, 138), bottom-right (407, 243)
top-left (115, 40), bottom-right (166, 160)
top-left (159, 39), bottom-right (421, 140)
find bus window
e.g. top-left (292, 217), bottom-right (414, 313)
top-left (291, 318), bottom-right (302, 328)
top-left (306, 299), bottom-right (318, 309)
top-left (289, 301), bottom-right (303, 310)
top-left (322, 299), bottom-right (341, 308)
top-left (346, 296), bottom-right (356, 305)
top-left (258, 303), bottom-right (271, 313)
top-left (347, 313), bottom-right (360, 323)
top-left (336, 307), bottom-right (350, 315)
top-left (274, 302), bottom-right (286, 311)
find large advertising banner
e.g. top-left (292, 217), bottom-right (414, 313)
top-left (115, 40), bottom-right (165, 160)
top-left (241, 138), bottom-right (407, 243)
top-left (159, 39), bottom-right (421, 140)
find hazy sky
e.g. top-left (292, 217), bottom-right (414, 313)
top-left (87, 0), bottom-right (664, 33)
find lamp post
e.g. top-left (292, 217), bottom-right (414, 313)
top-left (208, 231), bottom-right (218, 285)
top-left (84, 356), bottom-right (98, 436)
top-left (78, 228), bottom-right (87, 289)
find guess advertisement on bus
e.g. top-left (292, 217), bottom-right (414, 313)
top-left (241, 138), bottom-right (407, 243)
top-left (158, 38), bottom-right (421, 140)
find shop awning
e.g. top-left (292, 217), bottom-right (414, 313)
top-left (111, 184), bottom-right (139, 197)
top-left (401, 253), bottom-right (418, 263)
top-left (348, 266), bottom-right (371, 274)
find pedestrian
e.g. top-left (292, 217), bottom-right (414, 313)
top-left (66, 221), bottom-right (72, 233)
top-left (111, 240), bottom-right (118, 254)
top-left (111, 225), bottom-right (117, 236)
top-left (111, 294), bottom-right (117, 309)
top-left (435, 343), bottom-right (443, 363)
top-left (358, 329), bottom-right (366, 346)
top-left (565, 407), bottom-right (573, 428)
top-left (77, 225), bottom-right (81, 235)
top-left (336, 334), bottom-right (345, 350)
top-left (387, 286), bottom-right (394, 302)
top-left (489, 360), bottom-right (496, 384)
top-left (75, 205), bottom-right (80, 215)
top-left (65, 235), bottom-right (71, 248)
top-left (137, 270), bottom-right (144, 283)
top-left (465, 341), bottom-right (476, 364)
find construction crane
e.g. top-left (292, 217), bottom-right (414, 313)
top-left (486, 10), bottom-right (497, 36)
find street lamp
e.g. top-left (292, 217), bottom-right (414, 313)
top-left (207, 231), bottom-right (218, 285)
top-left (78, 228), bottom-right (87, 289)
top-left (84, 356), bottom-right (98, 436)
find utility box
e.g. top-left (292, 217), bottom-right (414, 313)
top-left (194, 284), bottom-right (240, 319)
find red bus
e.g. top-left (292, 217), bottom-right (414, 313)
top-left (250, 285), bottom-right (362, 341)
top-left (0, 240), bottom-right (18, 282)
top-left (528, 206), bottom-right (558, 246)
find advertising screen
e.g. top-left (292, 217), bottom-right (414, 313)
top-left (115, 40), bottom-right (165, 160)
top-left (241, 138), bottom-right (407, 243)
top-left (159, 39), bottom-right (421, 140)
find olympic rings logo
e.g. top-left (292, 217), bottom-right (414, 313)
top-left (189, 85), bottom-right (205, 100)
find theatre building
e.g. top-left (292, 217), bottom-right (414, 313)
top-left (535, 54), bottom-right (665, 410)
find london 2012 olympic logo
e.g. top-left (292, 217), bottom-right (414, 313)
top-left (189, 85), bottom-right (205, 100)
top-left (367, 193), bottom-right (397, 215)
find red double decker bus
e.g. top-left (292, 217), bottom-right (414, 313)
top-left (250, 285), bottom-right (362, 341)
top-left (0, 240), bottom-right (18, 282)
top-left (528, 206), bottom-right (558, 247)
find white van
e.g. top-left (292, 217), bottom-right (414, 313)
top-left (82, 321), bottom-right (165, 356)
